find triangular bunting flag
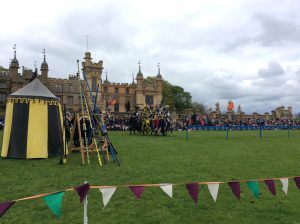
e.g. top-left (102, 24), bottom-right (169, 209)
top-left (207, 183), bottom-right (219, 202)
top-left (74, 183), bottom-right (90, 203)
top-left (159, 184), bottom-right (173, 198)
top-left (264, 179), bottom-right (276, 196)
top-left (228, 181), bottom-right (240, 200)
top-left (247, 181), bottom-right (260, 199)
top-left (129, 186), bottom-right (145, 199)
top-left (99, 187), bottom-right (117, 208)
top-left (0, 201), bottom-right (15, 218)
top-left (186, 183), bottom-right (199, 205)
top-left (280, 178), bottom-right (288, 195)
top-left (43, 192), bottom-right (65, 217)
top-left (294, 177), bottom-right (300, 190)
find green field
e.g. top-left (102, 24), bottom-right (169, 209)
top-left (0, 130), bottom-right (300, 224)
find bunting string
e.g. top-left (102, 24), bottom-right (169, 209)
top-left (4, 175), bottom-right (300, 202)
top-left (0, 175), bottom-right (299, 219)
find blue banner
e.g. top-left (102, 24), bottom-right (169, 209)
top-left (188, 125), bottom-right (300, 131)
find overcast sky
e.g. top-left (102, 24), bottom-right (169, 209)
top-left (1, 0), bottom-right (300, 113)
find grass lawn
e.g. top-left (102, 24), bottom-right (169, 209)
top-left (0, 130), bottom-right (300, 223)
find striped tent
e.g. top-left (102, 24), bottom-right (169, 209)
top-left (1, 79), bottom-right (65, 159)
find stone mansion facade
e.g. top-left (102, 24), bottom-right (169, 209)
top-left (0, 49), bottom-right (163, 114)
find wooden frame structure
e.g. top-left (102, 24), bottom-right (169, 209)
top-left (68, 113), bottom-right (110, 165)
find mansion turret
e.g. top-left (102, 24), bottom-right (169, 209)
top-left (0, 48), bottom-right (163, 114)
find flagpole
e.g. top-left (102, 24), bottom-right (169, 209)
top-left (63, 104), bottom-right (67, 164)
top-left (259, 125), bottom-right (262, 140)
top-left (226, 126), bottom-right (229, 140)
top-left (186, 126), bottom-right (189, 141)
top-left (83, 181), bottom-right (88, 224)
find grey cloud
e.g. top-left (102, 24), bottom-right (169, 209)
top-left (257, 61), bottom-right (284, 77)
top-left (200, 72), bottom-right (257, 101)
top-left (253, 93), bottom-right (283, 102)
top-left (2, 1), bottom-right (300, 114)
top-left (224, 13), bottom-right (300, 51)
top-left (295, 67), bottom-right (300, 76)
top-left (254, 13), bottom-right (300, 46)
top-left (56, 5), bottom-right (136, 53)
top-left (252, 78), bottom-right (284, 87)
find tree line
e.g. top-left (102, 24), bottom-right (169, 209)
top-left (146, 77), bottom-right (206, 114)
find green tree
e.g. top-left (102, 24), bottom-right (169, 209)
top-left (162, 80), bottom-right (175, 109)
top-left (191, 102), bottom-right (206, 114)
top-left (162, 80), bottom-right (192, 111)
top-left (170, 85), bottom-right (192, 111)
top-left (145, 77), bottom-right (193, 111)
top-left (0, 66), bottom-right (8, 72)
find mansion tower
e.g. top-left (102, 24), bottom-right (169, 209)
top-left (0, 48), bottom-right (163, 114)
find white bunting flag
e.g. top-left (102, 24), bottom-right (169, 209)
top-left (207, 183), bottom-right (219, 202)
top-left (160, 184), bottom-right (173, 198)
top-left (99, 187), bottom-right (117, 208)
top-left (280, 178), bottom-right (289, 195)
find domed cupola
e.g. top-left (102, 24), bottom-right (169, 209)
top-left (10, 44), bottom-right (19, 69)
top-left (40, 49), bottom-right (48, 72)
top-left (136, 60), bottom-right (143, 78)
top-left (156, 62), bottom-right (162, 79)
top-left (103, 70), bottom-right (110, 84)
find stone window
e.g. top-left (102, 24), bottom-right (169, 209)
top-left (67, 96), bottom-right (73, 105)
top-left (92, 77), bottom-right (97, 92)
top-left (145, 95), bottom-right (153, 105)
top-left (69, 84), bottom-right (73, 92)
top-left (125, 99), bottom-right (131, 112)
top-left (114, 103), bottom-right (119, 112)
top-left (0, 92), bottom-right (6, 102)
top-left (115, 87), bottom-right (119, 94)
top-left (56, 84), bottom-right (62, 92)
top-left (0, 82), bottom-right (6, 88)
top-left (104, 86), bottom-right (108, 93)
top-left (126, 88), bottom-right (129, 94)
top-left (60, 96), bottom-right (64, 104)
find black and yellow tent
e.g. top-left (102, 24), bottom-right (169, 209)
top-left (1, 79), bottom-right (65, 159)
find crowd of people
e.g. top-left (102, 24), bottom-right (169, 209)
top-left (182, 114), bottom-right (300, 127)
top-left (2, 111), bottom-right (300, 133)
top-left (105, 115), bottom-right (129, 131)
top-left (90, 113), bottom-right (300, 132)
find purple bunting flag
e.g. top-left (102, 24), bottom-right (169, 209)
top-left (264, 179), bottom-right (276, 196)
top-left (228, 181), bottom-right (240, 200)
top-left (186, 183), bottom-right (199, 205)
top-left (129, 186), bottom-right (145, 199)
top-left (294, 177), bottom-right (300, 190)
top-left (74, 183), bottom-right (90, 203)
top-left (0, 201), bottom-right (15, 218)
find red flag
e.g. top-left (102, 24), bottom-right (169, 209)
top-left (109, 95), bottom-right (117, 106)
top-left (227, 100), bottom-right (234, 111)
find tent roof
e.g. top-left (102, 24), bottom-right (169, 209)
top-left (10, 79), bottom-right (58, 99)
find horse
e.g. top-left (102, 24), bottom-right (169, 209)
top-left (142, 117), bottom-right (152, 135)
top-left (151, 117), bottom-right (167, 136)
top-left (128, 115), bottom-right (142, 135)
top-left (165, 118), bottom-right (173, 136)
